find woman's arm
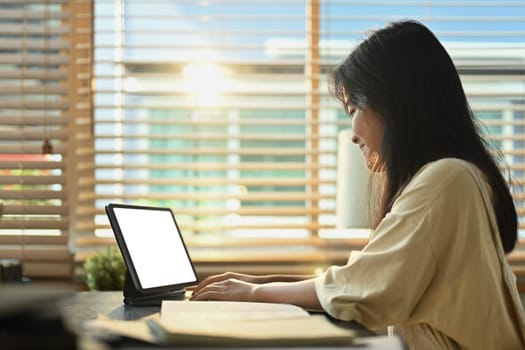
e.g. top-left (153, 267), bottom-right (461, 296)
top-left (190, 276), bottom-right (323, 311)
top-left (192, 272), bottom-right (315, 293)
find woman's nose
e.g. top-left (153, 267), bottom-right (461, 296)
top-left (351, 135), bottom-right (359, 144)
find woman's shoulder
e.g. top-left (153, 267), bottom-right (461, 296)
top-left (404, 158), bottom-right (483, 200)
top-left (389, 158), bottom-right (488, 229)
top-left (418, 157), bottom-right (477, 176)
top-left (414, 158), bottom-right (479, 185)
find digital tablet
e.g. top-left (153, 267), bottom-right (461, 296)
top-left (105, 203), bottom-right (198, 300)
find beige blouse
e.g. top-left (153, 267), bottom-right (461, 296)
top-left (315, 158), bottom-right (525, 349)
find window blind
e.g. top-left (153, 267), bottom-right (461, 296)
top-left (0, 0), bottom-right (92, 279)
top-left (74, 0), bottom-right (525, 279)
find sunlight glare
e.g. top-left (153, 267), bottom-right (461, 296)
top-left (183, 63), bottom-right (226, 107)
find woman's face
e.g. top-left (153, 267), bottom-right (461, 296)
top-left (346, 102), bottom-right (384, 172)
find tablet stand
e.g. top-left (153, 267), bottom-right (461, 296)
top-left (123, 270), bottom-right (186, 306)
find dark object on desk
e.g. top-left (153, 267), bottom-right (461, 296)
top-left (0, 284), bottom-right (77, 349)
top-left (0, 259), bottom-right (22, 283)
top-left (105, 203), bottom-right (199, 306)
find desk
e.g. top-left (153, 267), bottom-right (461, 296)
top-left (60, 291), bottom-right (406, 350)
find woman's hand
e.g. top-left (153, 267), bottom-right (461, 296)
top-left (192, 272), bottom-right (259, 295)
top-left (190, 273), bottom-right (322, 311)
top-left (193, 272), bottom-right (315, 296)
top-left (190, 277), bottom-right (257, 301)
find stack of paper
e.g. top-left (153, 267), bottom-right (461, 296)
top-left (154, 300), bottom-right (356, 346)
top-left (86, 300), bottom-right (356, 346)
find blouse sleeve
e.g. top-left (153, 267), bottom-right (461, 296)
top-left (315, 163), bottom-right (462, 328)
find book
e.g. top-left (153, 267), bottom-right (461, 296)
top-left (86, 300), bottom-right (357, 346)
top-left (150, 300), bottom-right (357, 346)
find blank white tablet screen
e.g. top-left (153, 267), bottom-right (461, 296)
top-left (113, 207), bottom-right (197, 289)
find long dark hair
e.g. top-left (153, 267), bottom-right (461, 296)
top-left (330, 20), bottom-right (517, 253)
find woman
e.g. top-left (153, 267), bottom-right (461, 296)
top-left (191, 20), bottom-right (525, 349)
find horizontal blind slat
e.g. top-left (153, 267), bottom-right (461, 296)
top-left (0, 10), bottom-right (69, 21)
top-left (0, 175), bottom-right (66, 185)
top-left (0, 101), bottom-right (69, 110)
top-left (23, 263), bottom-right (72, 278)
top-left (0, 161), bottom-right (65, 169)
top-left (0, 145), bottom-right (68, 154)
top-left (0, 85), bottom-right (68, 94)
top-left (0, 70), bottom-right (68, 80)
top-left (1, 204), bottom-right (68, 215)
top-left (0, 235), bottom-right (67, 245)
top-left (0, 221), bottom-right (68, 230)
top-left (0, 190), bottom-right (66, 200)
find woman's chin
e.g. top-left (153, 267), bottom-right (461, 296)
top-left (366, 153), bottom-right (385, 172)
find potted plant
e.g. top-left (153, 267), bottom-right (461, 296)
top-left (84, 246), bottom-right (126, 291)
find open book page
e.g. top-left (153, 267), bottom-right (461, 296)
top-left (161, 300), bottom-right (309, 322)
top-left (153, 300), bottom-right (356, 346)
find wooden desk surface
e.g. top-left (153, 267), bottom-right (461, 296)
top-left (60, 291), bottom-right (406, 350)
